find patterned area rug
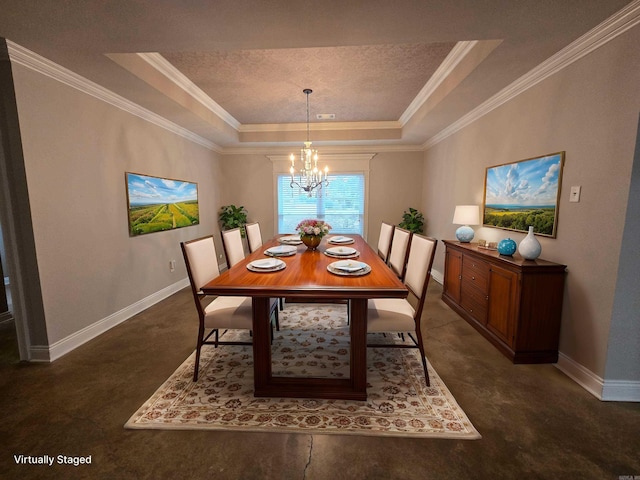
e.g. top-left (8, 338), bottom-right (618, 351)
top-left (125, 304), bottom-right (480, 438)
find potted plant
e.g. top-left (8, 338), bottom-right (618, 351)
top-left (219, 205), bottom-right (248, 237)
top-left (399, 207), bottom-right (425, 234)
top-left (295, 219), bottom-right (332, 250)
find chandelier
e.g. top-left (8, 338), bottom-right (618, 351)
top-left (289, 89), bottom-right (329, 196)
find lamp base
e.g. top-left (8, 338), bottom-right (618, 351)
top-left (455, 225), bottom-right (475, 243)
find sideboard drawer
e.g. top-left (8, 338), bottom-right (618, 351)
top-left (462, 257), bottom-right (489, 291)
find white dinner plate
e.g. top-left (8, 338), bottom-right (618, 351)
top-left (325, 246), bottom-right (357, 256)
top-left (328, 236), bottom-right (354, 245)
top-left (327, 260), bottom-right (371, 276)
top-left (279, 235), bottom-right (302, 245)
top-left (264, 245), bottom-right (297, 256)
top-left (247, 258), bottom-right (286, 272)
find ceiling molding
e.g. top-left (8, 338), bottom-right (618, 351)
top-left (266, 153), bottom-right (377, 163)
top-left (423, 0), bottom-right (640, 150)
top-left (222, 143), bottom-right (424, 155)
top-left (6, 41), bottom-right (221, 152)
top-left (399, 41), bottom-right (478, 126)
top-left (136, 52), bottom-right (241, 130)
top-left (239, 120), bottom-right (401, 133)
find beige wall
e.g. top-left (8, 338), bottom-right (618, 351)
top-left (12, 64), bottom-right (222, 345)
top-left (422, 25), bottom-right (640, 379)
top-left (218, 150), bottom-right (424, 249)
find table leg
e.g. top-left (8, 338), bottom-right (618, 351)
top-left (349, 298), bottom-right (368, 394)
top-left (252, 297), bottom-right (272, 392)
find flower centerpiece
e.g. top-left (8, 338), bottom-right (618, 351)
top-left (295, 219), bottom-right (332, 250)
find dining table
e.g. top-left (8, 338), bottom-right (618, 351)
top-left (201, 234), bottom-right (408, 400)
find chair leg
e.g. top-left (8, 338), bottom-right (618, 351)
top-left (193, 326), bottom-right (205, 381)
top-left (416, 336), bottom-right (430, 387)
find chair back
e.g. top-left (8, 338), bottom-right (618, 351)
top-left (387, 227), bottom-right (412, 279)
top-left (181, 236), bottom-right (221, 315)
top-left (377, 222), bottom-right (395, 262)
top-left (221, 227), bottom-right (245, 268)
top-left (245, 222), bottom-right (263, 253)
top-left (404, 234), bottom-right (438, 320)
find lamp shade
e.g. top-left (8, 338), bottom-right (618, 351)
top-left (453, 205), bottom-right (480, 225)
top-left (453, 205), bottom-right (480, 243)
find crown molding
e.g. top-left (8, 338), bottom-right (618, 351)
top-left (424, 0), bottom-right (640, 150)
top-left (239, 120), bottom-right (401, 133)
top-left (267, 153), bottom-right (377, 163)
top-left (136, 52), bottom-right (241, 130)
top-left (221, 143), bottom-right (424, 155)
top-left (6, 41), bottom-right (222, 152)
top-left (399, 40), bottom-right (477, 126)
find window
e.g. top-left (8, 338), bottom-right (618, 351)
top-left (277, 173), bottom-right (365, 234)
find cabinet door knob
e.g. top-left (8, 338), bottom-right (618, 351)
top-left (472, 276), bottom-right (476, 280)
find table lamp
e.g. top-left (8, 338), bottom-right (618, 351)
top-left (453, 205), bottom-right (480, 243)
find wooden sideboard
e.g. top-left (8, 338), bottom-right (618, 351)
top-left (442, 240), bottom-right (566, 363)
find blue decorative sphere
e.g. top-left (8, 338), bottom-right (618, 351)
top-left (497, 238), bottom-right (517, 256)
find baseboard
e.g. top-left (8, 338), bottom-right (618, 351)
top-left (602, 380), bottom-right (640, 402)
top-left (431, 268), bottom-right (444, 285)
top-left (555, 352), bottom-right (640, 402)
top-left (43, 278), bottom-right (189, 362)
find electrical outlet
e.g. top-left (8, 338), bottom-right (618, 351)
top-left (169, 259), bottom-right (176, 272)
top-left (570, 186), bottom-right (581, 203)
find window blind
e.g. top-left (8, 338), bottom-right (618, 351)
top-left (277, 173), bottom-right (365, 234)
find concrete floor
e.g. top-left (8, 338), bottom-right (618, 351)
top-left (1, 281), bottom-right (639, 479)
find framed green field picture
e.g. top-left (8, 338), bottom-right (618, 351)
top-left (125, 172), bottom-right (199, 236)
top-left (483, 152), bottom-right (564, 238)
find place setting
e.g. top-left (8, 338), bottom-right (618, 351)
top-left (327, 235), bottom-right (355, 245)
top-left (327, 259), bottom-right (371, 276)
top-left (324, 245), bottom-right (360, 259)
top-left (264, 245), bottom-right (297, 257)
top-left (247, 258), bottom-right (286, 273)
top-left (278, 235), bottom-right (303, 245)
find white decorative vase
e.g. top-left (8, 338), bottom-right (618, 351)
top-left (518, 226), bottom-right (542, 260)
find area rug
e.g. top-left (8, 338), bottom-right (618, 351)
top-left (125, 304), bottom-right (480, 439)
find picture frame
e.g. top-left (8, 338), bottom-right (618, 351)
top-left (483, 152), bottom-right (565, 238)
top-left (125, 172), bottom-right (199, 236)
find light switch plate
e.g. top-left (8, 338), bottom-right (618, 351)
top-left (570, 185), bottom-right (581, 203)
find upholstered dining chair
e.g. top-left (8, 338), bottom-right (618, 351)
top-left (181, 235), bottom-right (257, 381)
top-left (221, 227), bottom-right (246, 268)
top-left (245, 222), bottom-right (263, 253)
top-left (221, 227), bottom-right (282, 326)
top-left (367, 234), bottom-right (438, 386)
top-left (387, 226), bottom-right (412, 280)
top-left (377, 221), bottom-right (395, 263)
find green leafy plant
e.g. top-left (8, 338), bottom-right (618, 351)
top-left (219, 205), bottom-right (248, 237)
top-left (399, 207), bottom-right (425, 234)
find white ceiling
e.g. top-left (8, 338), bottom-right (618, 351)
top-left (0, 0), bottom-right (634, 150)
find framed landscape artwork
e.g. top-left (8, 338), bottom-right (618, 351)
top-left (125, 172), bottom-right (199, 236)
top-left (483, 152), bottom-right (565, 237)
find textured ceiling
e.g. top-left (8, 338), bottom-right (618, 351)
top-left (0, 0), bottom-right (634, 149)
top-left (162, 43), bottom-right (456, 124)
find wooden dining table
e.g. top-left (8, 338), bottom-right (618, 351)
top-left (201, 234), bottom-right (408, 400)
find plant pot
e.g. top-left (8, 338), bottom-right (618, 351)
top-left (301, 235), bottom-right (321, 250)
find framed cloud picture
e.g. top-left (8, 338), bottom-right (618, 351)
top-left (125, 172), bottom-right (199, 236)
top-left (483, 152), bottom-right (564, 238)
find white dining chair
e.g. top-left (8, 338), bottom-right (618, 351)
top-left (221, 227), bottom-right (246, 268)
top-left (387, 226), bottom-right (412, 280)
top-left (245, 222), bottom-right (263, 253)
top-left (222, 227), bottom-right (282, 324)
top-left (181, 236), bottom-right (256, 381)
top-left (377, 221), bottom-right (395, 263)
top-left (367, 234), bottom-right (438, 386)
